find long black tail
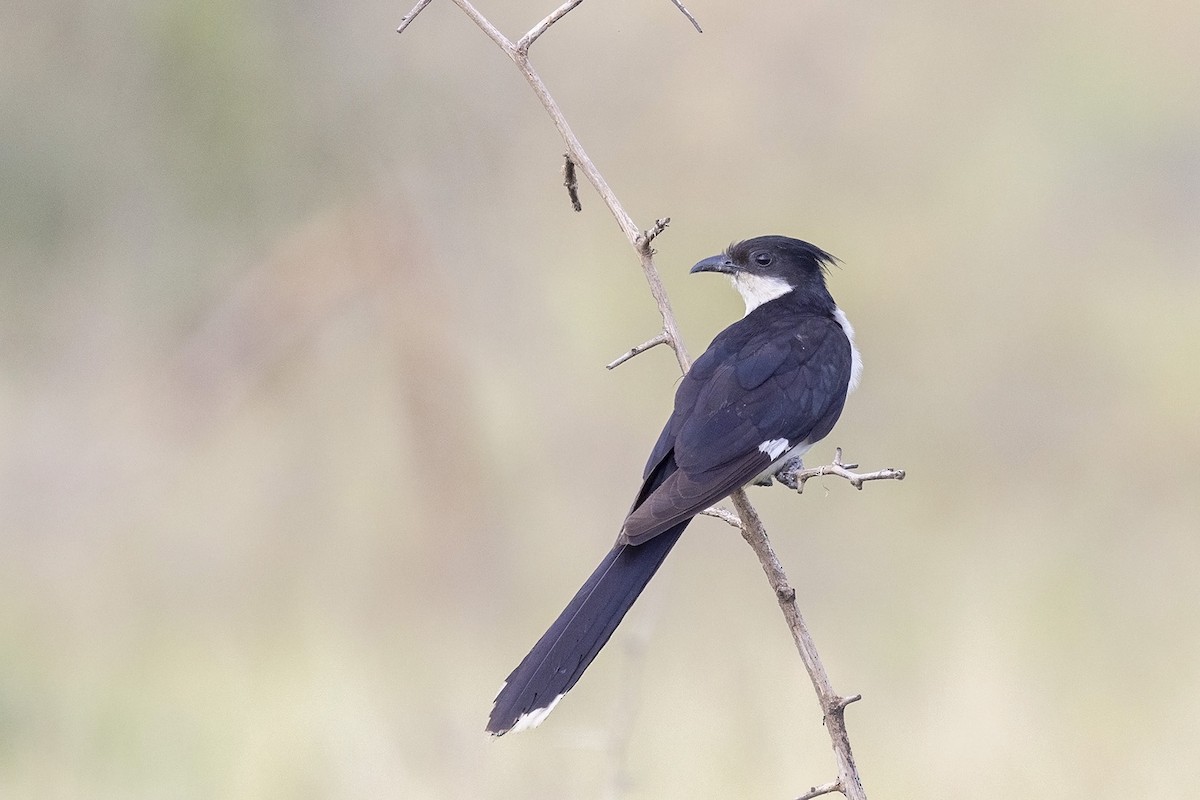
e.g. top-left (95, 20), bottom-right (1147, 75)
top-left (486, 520), bottom-right (687, 735)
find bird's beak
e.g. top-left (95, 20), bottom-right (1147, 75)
top-left (690, 254), bottom-right (738, 275)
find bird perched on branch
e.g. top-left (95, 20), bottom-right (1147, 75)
top-left (487, 235), bottom-right (862, 735)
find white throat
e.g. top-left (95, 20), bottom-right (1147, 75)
top-left (731, 273), bottom-right (793, 315)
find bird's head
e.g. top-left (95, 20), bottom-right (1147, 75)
top-left (690, 235), bottom-right (838, 316)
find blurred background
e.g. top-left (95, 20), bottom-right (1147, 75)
top-left (2, 0), bottom-right (1199, 797)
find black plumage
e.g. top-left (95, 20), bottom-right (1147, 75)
top-left (622, 290), bottom-right (851, 545)
top-left (487, 235), bottom-right (858, 736)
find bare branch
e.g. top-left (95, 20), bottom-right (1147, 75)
top-left (449, 0), bottom-right (691, 374)
top-left (396, 0), bottom-right (434, 34)
top-left (562, 154), bottom-right (582, 212)
top-left (666, 0), bottom-right (704, 33)
top-left (450, 0), bottom-right (518, 56)
top-left (796, 780), bottom-right (843, 800)
top-left (404, 6), bottom-right (897, 798)
top-left (519, 0), bottom-right (586, 54)
top-left (783, 447), bottom-right (906, 494)
top-left (606, 332), bottom-right (671, 370)
top-left (729, 489), bottom-right (868, 800)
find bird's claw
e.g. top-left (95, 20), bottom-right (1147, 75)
top-left (773, 456), bottom-right (805, 491)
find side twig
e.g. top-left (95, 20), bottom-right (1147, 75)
top-left (396, 0), bottom-right (434, 34)
top-left (666, 0), bottom-right (704, 33)
top-left (606, 332), bottom-right (671, 370)
top-left (797, 780), bottom-right (844, 800)
top-left (783, 448), bottom-right (907, 494)
top-left (519, 0), bottom-right (586, 53)
top-left (801, 782), bottom-right (849, 800)
top-left (699, 505), bottom-right (742, 529)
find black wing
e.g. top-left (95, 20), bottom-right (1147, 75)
top-left (622, 309), bottom-right (851, 544)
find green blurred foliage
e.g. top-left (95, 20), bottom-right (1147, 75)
top-left (2, 0), bottom-right (1199, 797)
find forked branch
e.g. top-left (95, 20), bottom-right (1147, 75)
top-left (399, 5), bottom-right (896, 799)
top-left (703, 450), bottom-right (905, 529)
top-left (782, 448), bottom-right (906, 494)
top-left (399, 0), bottom-right (691, 373)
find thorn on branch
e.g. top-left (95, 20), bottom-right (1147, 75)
top-left (606, 332), bottom-right (671, 370)
top-left (821, 694), bottom-right (863, 730)
top-left (562, 154), bottom-right (582, 212)
top-left (397, 0), bottom-right (434, 34)
top-left (836, 694), bottom-right (863, 711)
top-left (666, 0), bottom-right (704, 33)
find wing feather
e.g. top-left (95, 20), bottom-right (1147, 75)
top-left (621, 448), bottom-right (774, 545)
top-left (623, 308), bottom-right (853, 545)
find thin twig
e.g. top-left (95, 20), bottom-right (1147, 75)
top-left (666, 0), bottom-right (704, 33)
top-left (519, 0), bottom-right (587, 54)
top-left (448, 0), bottom-right (518, 57)
top-left (606, 332), bottom-right (670, 370)
top-left (699, 505), bottom-right (742, 529)
top-left (641, 217), bottom-right (671, 250)
top-left (396, 0), bottom-right (434, 34)
top-left (796, 780), bottom-right (843, 800)
top-left (786, 447), bottom-right (906, 494)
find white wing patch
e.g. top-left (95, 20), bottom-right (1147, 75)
top-left (507, 693), bottom-right (564, 734)
top-left (833, 307), bottom-right (863, 393)
top-left (758, 438), bottom-right (791, 460)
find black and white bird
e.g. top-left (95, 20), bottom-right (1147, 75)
top-left (487, 235), bottom-right (862, 736)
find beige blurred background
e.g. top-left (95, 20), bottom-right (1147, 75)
top-left (3, 0), bottom-right (1199, 797)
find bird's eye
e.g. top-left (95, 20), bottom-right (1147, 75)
top-left (753, 252), bottom-right (773, 267)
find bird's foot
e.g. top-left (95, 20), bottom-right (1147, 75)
top-left (773, 456), bottom-right (805, 490)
